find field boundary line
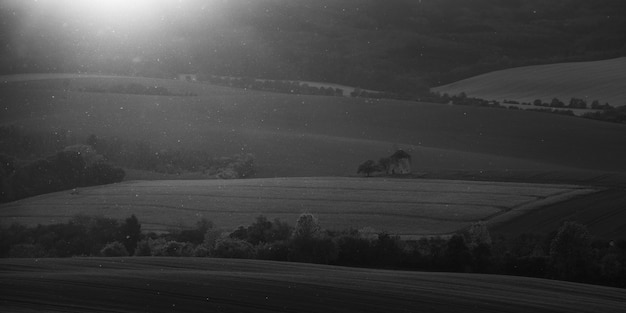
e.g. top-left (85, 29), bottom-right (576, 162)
top-left (487, 188), bottom-right (600, 227)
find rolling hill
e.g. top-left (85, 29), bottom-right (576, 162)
top-left (1, 257), bottom-right (625, 313)
top-left (0, 177), bottom-right (595, 237)
top-left (432, 57), bottom-right (626, 107)
top-left (2, 0), bottom-right (625, 93)
top-left (2, 74), bottom-right (626, 181)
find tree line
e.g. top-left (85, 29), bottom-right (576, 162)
top-left (80, 82), bottom-right (198, 97)
top-left (434, 93), bottom-right (626, 124)
top-left (2, 213), bottom-right (624, 288)
top-left (0, 148), bottom-right (125, 203)
top-left (0, 127), bottom-right (256, 202)
top-left (85, 134), bottom-right (255, 179)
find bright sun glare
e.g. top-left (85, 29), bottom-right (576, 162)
top-left (61, 0), bottom-right (182, 27)
top-left (73, 0), bottom-right (157, 17)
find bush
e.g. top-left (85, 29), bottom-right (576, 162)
top-left (100, 241), bottom-right (129, 257)
top-left (150, 239), bottom-right (194, 257)
top-left (193, 245), bottom-right (211, 257)
top-left (213, 238), bottom-right (255, 259)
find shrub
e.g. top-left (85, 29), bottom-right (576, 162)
top-left (212, 238), bottom-right (255, 259)
top-left (150, 240), bottom-right (194, 257)
top-left (100, 241), bottom-right (129, 257)
top-left (193, 245), bottom-right (211, 257)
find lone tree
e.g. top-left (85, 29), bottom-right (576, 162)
top-left (357, 160), bottom-right (378, 177)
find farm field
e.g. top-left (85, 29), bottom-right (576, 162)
top-left (1, 257), bottom-right (625, 313)
top-left (431, 57), bottom-right (626, 107)
top-left (0, 177), bottom-right (595, 237)
top-left (2, 74), bottom-right (626, 179)
top-left (491, 188), bottom-right (626, 240)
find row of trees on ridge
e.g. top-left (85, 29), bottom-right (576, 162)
top-left (2, 213), bottom-right (624, 288)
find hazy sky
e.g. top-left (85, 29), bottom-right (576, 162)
top-left (1, 0), bottom-right (248, 72)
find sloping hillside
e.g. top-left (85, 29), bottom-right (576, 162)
top-left (432, 57), bottom-right (626, 107)
top-left (1, 258), bottom-right (624, 313)
top-left (2, 75), bottom-right (626, 180)
top-left (2, 0), bottom-right (625, 94)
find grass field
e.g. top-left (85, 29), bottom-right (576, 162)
top-left (431, 57), bottom-right (626, 107)
top-left (1, 257), bottom-right (624, 313)
top-left (0, 177), bottom-right (594, 237)
top-left (2, 74), bottom-right (626, 180)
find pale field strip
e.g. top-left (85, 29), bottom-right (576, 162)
top-left (0, 177), bottom-right (595, 237)
top-left (431, 57), bottom-right (626, 106)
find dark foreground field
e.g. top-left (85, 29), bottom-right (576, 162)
top-left (1, 257), bottom-right (625, 313)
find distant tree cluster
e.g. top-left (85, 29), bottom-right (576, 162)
top-left (0, 126), bottom-right (255, 202)
top-left (1, 215), bottom-right (140, 257)
top-left (0, 148), bottom-right (125, 203)
top-left (85, 134), bottom-right (255, 178)
top-left (530, 97), bottom-right (606, 110)
top-left (582, 105), bottom-right (626, 124)
top-left (80, 83), bottom-right (197, 97)
top-left (207, 76), bottom-right (345, 97)
top-left (2, 214), bottom-right (624, 288)
top-left (358, 150), bottom-right (412, 177)
top-left (433, 93), bottom-right (626, 124)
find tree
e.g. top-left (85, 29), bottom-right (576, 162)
top-left (445, 235), bottom-right (471, 272)
top-left (357, 160), bottom-right (378, 177)
top-left (213, 238), bottom-right (255, 259)
top-left (568, 98), bottom-right (587, 109)
top-left (550, 98), bottom-right (565, 108)
top-left (120, 215), bottom-right (141, 255)
top-left (293, 213), bottom-right (321, 240)
top-left (378, 157), bottom-right (391, 172)
top-left (467, 221), bottom-right (492, 248)
top-left (549, 221), bottom-right (593, 281)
